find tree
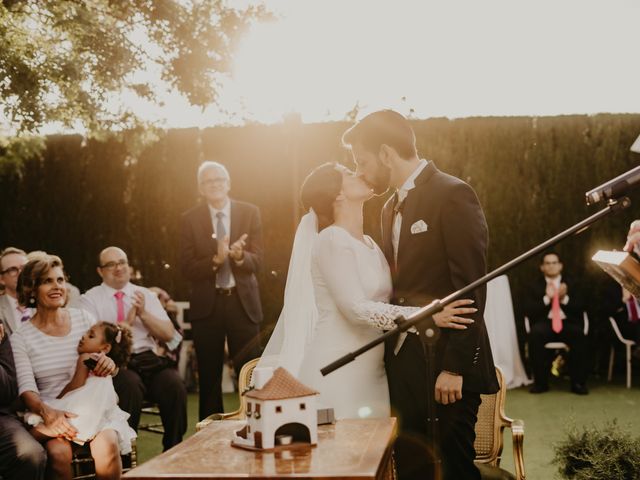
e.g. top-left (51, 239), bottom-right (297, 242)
top-left (0, 0), bottom-right (267, 134)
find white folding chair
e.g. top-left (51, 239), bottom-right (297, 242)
top-left (524, 311), bottom-right (589, 350)
top-left (607, 316), bottom-right (636, 389)
top-left (524, 312), bottom-right (589, 378)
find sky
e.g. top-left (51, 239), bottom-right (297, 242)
top-left (45, 0), bottom-right (640, 131)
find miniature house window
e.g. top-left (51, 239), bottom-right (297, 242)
top-left (275, 406), bottom-right (282, 413)
top-left (255, 403), bottom-right (261, 419)
top-left (247, 402), bottom-right (252, 417)
top-left (299, 403), bottom-right (306, 410)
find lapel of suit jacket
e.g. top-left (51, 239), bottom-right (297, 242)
top-left (229, 199), bottom-right (239, 242)
top-left (381, 194), bottom-right (395, 266)
top-left (397, 161), bottom-right (438, 265)
top-left (197, 202), bottom-right (216, 253)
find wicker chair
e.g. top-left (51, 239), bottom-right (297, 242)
top-left (474, 367), bottom-right (525, 480)
top-left (195, 357), bottom-right (260, 431)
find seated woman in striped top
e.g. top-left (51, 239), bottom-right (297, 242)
top-left (25, 321), bottom-right (136, 456)
top-left (10, 255), bottom-right (124, 480)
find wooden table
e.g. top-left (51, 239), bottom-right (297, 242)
top-left (124, 418), bottom-right (397, 479)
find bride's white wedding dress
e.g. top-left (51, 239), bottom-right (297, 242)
top-left (298, 226), bottom-right (418, 420)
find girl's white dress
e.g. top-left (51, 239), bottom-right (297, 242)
top-left (27, 374), bottom-right (136, 454)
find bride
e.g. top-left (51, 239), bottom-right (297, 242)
top-left (259, 162), bottom-right (476, 419)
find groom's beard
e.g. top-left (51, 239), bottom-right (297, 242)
top-left (371, 163), bottom-right (391, 196)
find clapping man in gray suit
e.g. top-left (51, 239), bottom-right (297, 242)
top-left (180, 161), bottom-right (263, 420)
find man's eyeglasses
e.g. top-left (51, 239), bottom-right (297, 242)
top-left (200, 178), bottom-right (227, 187)
top-left (100, 260), bottom-right (129, 270)
top-left (0, 266), bottom-right (22, 276)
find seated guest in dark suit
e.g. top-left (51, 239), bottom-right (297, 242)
top-left (0, 321), bottom-right (46, 480)
top-left (524, 252), bottom-right (589, 395)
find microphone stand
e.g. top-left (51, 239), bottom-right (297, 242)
top-left (320, 196), bottom-right (631, 470)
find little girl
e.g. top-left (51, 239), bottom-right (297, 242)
top-left (26, 321), bottom-right (137, 454)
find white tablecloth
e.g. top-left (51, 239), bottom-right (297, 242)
top-left (484, 275), bottom-right (532, 388)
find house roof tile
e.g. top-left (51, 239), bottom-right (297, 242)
top-left (245, 367), bottom-right (318, 400)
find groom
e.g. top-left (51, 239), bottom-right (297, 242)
top-left (343, 110), bottom-right (499, 480)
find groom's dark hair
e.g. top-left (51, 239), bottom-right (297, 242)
top-left (300, 163), bottom-right (342, 231)
top-left (341, 110), bottom-right (417, 160)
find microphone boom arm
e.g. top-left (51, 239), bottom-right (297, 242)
top-left (321, 196), bottom-right (631, 377)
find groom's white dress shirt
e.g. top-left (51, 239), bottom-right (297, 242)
top-left (392, 159), bottom-right (429, 264)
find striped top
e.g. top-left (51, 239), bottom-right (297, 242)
top-left (11, 308), bottom-right (96, 401)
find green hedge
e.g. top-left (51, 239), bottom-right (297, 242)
top-left (1, 114), bottom-right (640, 342)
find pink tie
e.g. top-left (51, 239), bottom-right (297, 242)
top-left (628, 298), bottom-right (640, 323)
top-left (551, 287), bottom-right (563, 334)
top-left (114, 291), bottom-right (125, 323)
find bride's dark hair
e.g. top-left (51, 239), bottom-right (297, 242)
top-left (300, 162), bottom-right (343, 231)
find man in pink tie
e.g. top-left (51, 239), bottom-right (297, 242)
top-left (80, 246), bottom-right (187, 451)
top-left (524, 252), bottom-right (589, 395)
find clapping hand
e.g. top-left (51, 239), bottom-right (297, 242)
top-left (230, 233), bottom-right (248, 262)
top-left (131, 291), bottom-right (146, 316)
top-left (125, 290), bottom-right (146, 325)
top-left (213, 235), bottom-right (230, 268)
top-left (558, 282), bottom-right (568, 300)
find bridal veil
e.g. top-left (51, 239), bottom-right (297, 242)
top-left (257, 210), bottom-right (319, 377)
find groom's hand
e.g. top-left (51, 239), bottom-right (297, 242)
top-left (435, 371), bottom-right (463, 405)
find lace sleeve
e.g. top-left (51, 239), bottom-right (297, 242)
top-left (315, 227), bottom-right (419, 331)
top-left (352, 301), bottom-right (420, 331)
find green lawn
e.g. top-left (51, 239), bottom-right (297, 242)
top-left (136, 373), bottom-right (640, 480)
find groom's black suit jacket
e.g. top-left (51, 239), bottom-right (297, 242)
top-left (381, 161), bottom-right (499, 394)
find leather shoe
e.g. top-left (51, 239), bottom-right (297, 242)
top-left (571, 383), bottom-right (589, 395)
top-left (529, 384), bottom-right (549, 394)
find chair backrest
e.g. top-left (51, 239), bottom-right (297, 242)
top-left (609, 316), bottom-right (629, 342)
top-left (474, 366), bottom-right (507, 465)
top-left (235, 358), bottom-right (260, 419)
top-left (582, 311), bottom-right (590, 335)
top-left (525, 312), bottom-right (589, 335)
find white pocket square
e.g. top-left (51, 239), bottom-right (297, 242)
top-left (411, 220), bottom-right (428, 234)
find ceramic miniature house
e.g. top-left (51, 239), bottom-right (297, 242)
top-left (231, 367), bottom-right (319, 451)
